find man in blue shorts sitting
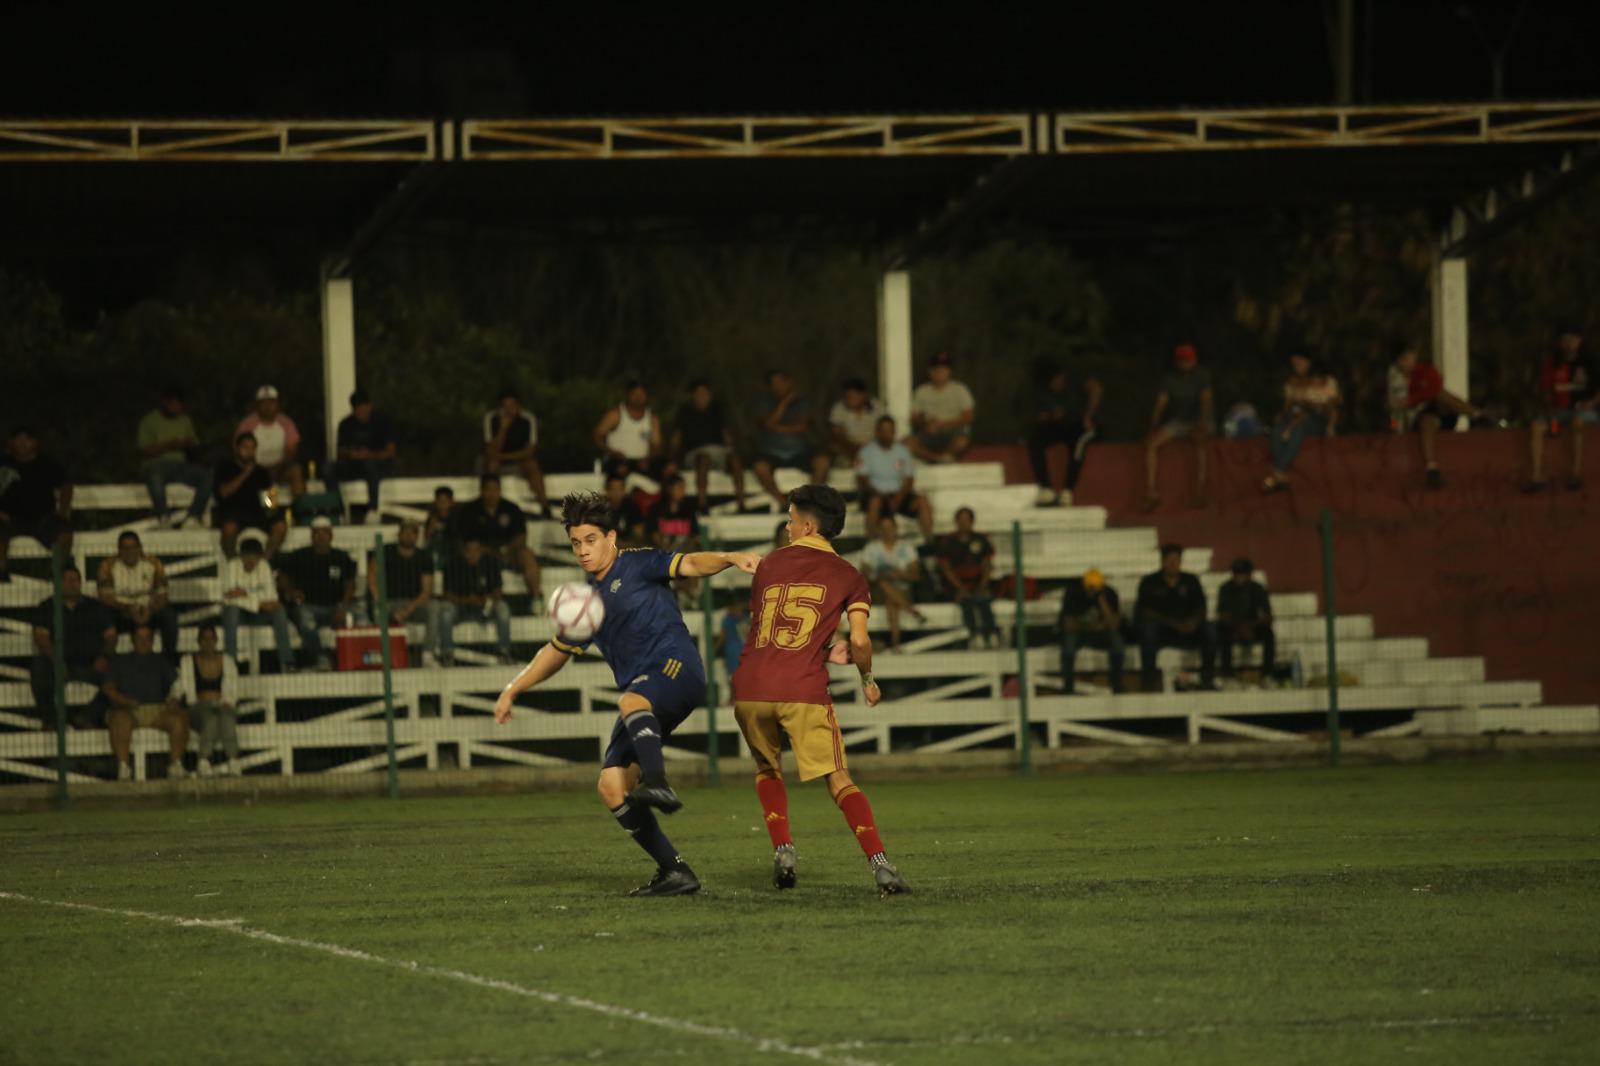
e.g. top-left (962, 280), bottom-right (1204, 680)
top-left (494, 492), bottom-right (759, 897)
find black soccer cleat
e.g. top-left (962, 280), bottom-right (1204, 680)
top-left (772, 844), bottom-right (797, 890)
top-left (873, 862), bottom-right (912, 898)
top-left (626, 777), bottom-right (684, 815)
top-left (629, 864), bottom-right (701, 898)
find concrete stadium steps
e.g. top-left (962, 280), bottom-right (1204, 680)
top-left (1418, 706), bottom-right (1600, 735)
top-left (6, 465), bottom-right (1593, 773)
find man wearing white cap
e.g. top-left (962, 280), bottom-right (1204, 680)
top-left (235, 385), bottom-right (306, 503)
top-left (275, 516), bottom-right (356, 671)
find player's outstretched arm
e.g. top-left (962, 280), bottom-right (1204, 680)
top-left (847, 610), bottom-right (880, 707)
top-left (677, 550), bottom-right (761, 578)
top-left (493, 643), bottom-right (571, 723)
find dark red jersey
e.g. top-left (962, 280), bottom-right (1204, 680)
top-left (731, 534), bottom-right (871, 705)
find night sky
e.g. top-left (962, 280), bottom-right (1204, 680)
top-left (10, 2), bottom-right (1600, 117)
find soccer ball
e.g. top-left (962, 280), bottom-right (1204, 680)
top-left (547, 582), bottom-right (605, 643)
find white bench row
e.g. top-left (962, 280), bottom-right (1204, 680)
top-left (61, 461), bottom-right (1017, 516)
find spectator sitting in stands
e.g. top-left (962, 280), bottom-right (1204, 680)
top-left (277, 516), bottom-right (357, 671)
top-left (221, 534), bottom-right (295, 674)
top-left (0, 537), bottom-right (10, 583)
top-left (938, 507), bottom-right (999, 649)
top-left (98, 531), bottom-right (179, 665)
top-left (1143, 343), bottom-right (1215, 511)
top-left (1525, 325), bottom-right (1597, 492)
top-left (424, 485), bottom-right (455, 559)
top-left (603, 474), bottom-right (648, 548)
top-left (181, 623), bottom-right (241, 776)
top-left (1261, 354), bottom-right (1340, 493)
top-left (103, 623), bottom-right (189, 781)
top-left (1217, 557), bottom-right (1275, 683)
top-left (650, 475), bottom-right (701, 605)
top-left (235, 384), bottom-right (305, 504)
top-left (368, 520), bottom-right (433, 649)
top-left (1058, 567), bottom-right (1125, 695)
top-left (1135, 543), bottom-right (1217, 691)
top-left (1028, 361), bottom-right (1102, 507)
top-left (0, 425), bottom-right (73, 552)
top-left (333, 388), bottom-right (398, 525)
top-left (1389, 346), bottom-right (1481, 490)
top-left (670, 379), bottom-right (746, 513)
top-left (855, 415), bottom-right (934, 538)
top-left (750, 369), bottom-right (815, 509)
top-left (594, 380), bottom-right (666, 482)
top-left (482, 389), bottom-right (551, 518)
top-left (213, 432), bottom-right (286, 558)
top-left (909, 352), bottom-right (975, 464)
top-left (649, 475), bottom-right (700, 553)
top-left (30, 564), bottom-right (115, 730)
top-left (452, 474), bottom-right (542, 598)
top-left (817, 377), bottom-right (884, 486)
top-left (859, 513), bottom-right (925, 651)
top-left (137, 385), bottom-right (212, 528)
top-left (430, 538), bottom-right (512, 665)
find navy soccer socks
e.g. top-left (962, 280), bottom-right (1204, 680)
top-left (611, 800), bottom-right (683, 871)
top-left (624, 710), bottom-right (669, 782)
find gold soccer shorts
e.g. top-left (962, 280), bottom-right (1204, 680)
top-left (733, 700), bottom-right (846, 782)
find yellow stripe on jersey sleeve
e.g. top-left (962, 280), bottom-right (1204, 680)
top-left (669, 552), bottom-right (685, 579)
top-left (847, 601), bottom-right (872, 615)
top-left (550, 638), bottom-right (585, 656)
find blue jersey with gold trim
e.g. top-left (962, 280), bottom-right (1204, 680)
top-left (551, 548), bottom-right (704, 689)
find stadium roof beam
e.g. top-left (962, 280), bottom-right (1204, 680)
top-left (5, 103), bottom-right (1600, 167)
top-left (459, 114), bottom-right (1034, 160)
top-left (1050, 101), bottom-right (1600, 154)
top-left (0, 119), bottom-right (442, 162)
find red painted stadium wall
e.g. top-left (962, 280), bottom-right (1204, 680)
top-left (971, 430), bottom-right (1600, 706)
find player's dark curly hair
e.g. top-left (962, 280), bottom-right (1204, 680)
top-left (561, 491), bottom-right (619, 533)
top-left (787, 484), bottom-right (847, 540)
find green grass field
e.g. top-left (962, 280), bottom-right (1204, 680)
top-left (2, 758), bottom-right (1597, 1065)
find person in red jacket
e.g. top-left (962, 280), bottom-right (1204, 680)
top-left (1388, 347), bottom-right (1480, 489)
top-left (1526, 327), bottom-right (1598, 492)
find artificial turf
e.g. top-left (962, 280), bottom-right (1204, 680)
top-left (1, 758), bottom-right (1597, 1065)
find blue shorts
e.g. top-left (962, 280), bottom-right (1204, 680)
top-left (1549, 408), bottom-right (1600, 427)
top-left (601, 667), bottom-right (707, 770)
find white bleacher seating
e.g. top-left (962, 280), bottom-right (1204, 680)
top-left (3, 459), bottom-right (1592, 785)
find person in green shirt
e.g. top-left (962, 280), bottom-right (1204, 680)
top-left (138, 386), bottom-right (213, 527)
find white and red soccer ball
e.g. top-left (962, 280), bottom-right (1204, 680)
top-left (547, 582), bottom-right (605, 643)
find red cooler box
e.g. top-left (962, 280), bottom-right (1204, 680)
top-left (336, 626), bottom-right (409, 671)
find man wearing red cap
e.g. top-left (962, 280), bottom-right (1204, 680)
top-left (1143, 343), bottom-right (1214, 511)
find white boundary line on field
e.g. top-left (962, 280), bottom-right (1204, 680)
top-left (0, 890), bottom-right (885, 1066)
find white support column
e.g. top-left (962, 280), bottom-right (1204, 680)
top-left (877, 270), bottom-right (914, 428)
top-left (321, 276), bottom-right (357, 460)
top-left (1431, 254), bottom-right (1469, 421)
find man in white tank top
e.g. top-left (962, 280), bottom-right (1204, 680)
top-left (97, 530), bottom-right (180, 664)
top-left (592, 380), bottom-right (666, 481)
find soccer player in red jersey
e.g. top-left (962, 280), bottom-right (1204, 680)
top-left (731, 484), bottom-right (911, 897)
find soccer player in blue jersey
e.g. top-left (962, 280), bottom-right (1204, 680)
top-left (494, 491), bottom-right (759, 897)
